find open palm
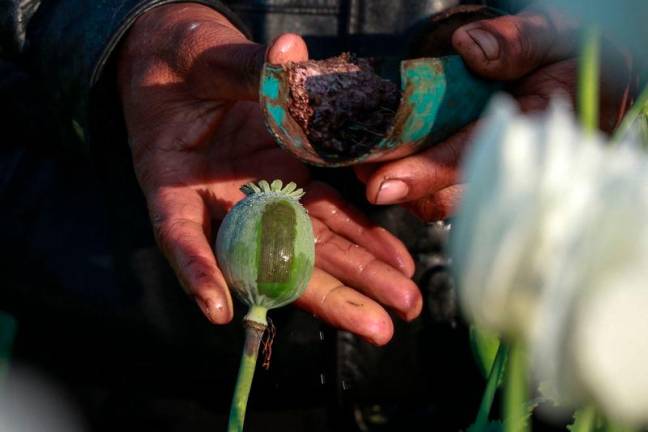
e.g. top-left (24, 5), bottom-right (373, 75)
top-left (118, 4), bottom-right (421, 345)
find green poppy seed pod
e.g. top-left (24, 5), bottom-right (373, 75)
top-left (216, 180), bottom-right (315, 325)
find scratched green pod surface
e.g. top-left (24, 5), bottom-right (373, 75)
top-left (216, 180), bottom-right (315, 309)
top-left (260, 55), bottom-right (499, 167)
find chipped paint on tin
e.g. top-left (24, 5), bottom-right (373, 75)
top-left (260, 55), bottom-right (500, 167)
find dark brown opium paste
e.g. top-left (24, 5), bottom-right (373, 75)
top-left (285, 53), bottom-right (400, 159)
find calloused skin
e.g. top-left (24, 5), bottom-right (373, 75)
top-left (356, 6), bottom-right (636, 221)
top-left (118, 4), bottom-right (422, 346)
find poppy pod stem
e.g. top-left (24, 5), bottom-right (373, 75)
top-left (503, 344), bottom-right (529, 432)
top-left (218, 180), bottom-right (314, 431)
top-left (228, 305), bottom-right (268, 432)
top-left (579, 25), bottom-right (600, 133)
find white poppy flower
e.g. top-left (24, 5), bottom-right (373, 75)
top-left (451, 95), bottom-right (648, 425)
top-left (572, 272), bottom-right (648, 425)
top-left (533, 154), bottom-right (648, 423)
top-left (451, 95), bottom-right (594, 337)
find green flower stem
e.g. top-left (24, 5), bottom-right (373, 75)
top-left (244, 305), bottom-right (269, 327)
top-left (613, 85), bottom-right (648, 144)
top-left (579, 26), bottom-right (600, 133)
top-left (503, 344), bottom-right (529, 432)
top-left (470, 326), bottom-right (502, 378)
top-left (570, 406), bottom-right (597, 432)
top-left (473, 343), bottom-right (509, 429)
top-left (606, 421), bottom-right (636, 432)
top-left (228, 306), bottom-right (268, 432)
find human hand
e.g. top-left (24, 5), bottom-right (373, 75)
top-left (118, 4), bottom-right (422, 345)
top-left (356, 6), bottom-right (635, 221)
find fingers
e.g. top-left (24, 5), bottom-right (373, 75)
top-left (514, 55), bottom-right (634, 133)
top-left (197, 41), bottom-right (267, 100)
top-left (363, 125), bottom-right (473, 206)
top-left (452, 8), bottom-right (577, 80)
top-left (353, 163), bottom-right (379, 184)
top-left (196, 32), bottom-right (308, 101)
top-left (301, 182), bottom-right (421, 321)
top-left (310, 218), bottom-right (422, 321)
top-left (295, 269), bottom-right (394, 346)
top-left (303, 182), bottom-right (415, 277)
top-left (266, 33), bottom-right (309, 65)
top-left (148, 187), bottom-right (234, 324)
top-left (512, 59), bottom-right (577, 110)
top-left (403, 184), bottom-right (465, 222)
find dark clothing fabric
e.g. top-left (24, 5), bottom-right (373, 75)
top-left (0, 0), bottom-right (40, 56)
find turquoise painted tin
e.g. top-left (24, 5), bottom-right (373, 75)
top-left (260, 55), bottom-right (499, 167)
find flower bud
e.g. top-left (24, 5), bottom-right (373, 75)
top-left (216, 180), bottom-right (315, 316)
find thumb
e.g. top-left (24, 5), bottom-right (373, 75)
top-left (266, 32), bottom-right (309, 65)
top-left (451, 9), bottom-right (577, 80)
top-left (232, 32), bottom-right (309, 100)
top-left (193, 33), bottom-right (308, 101)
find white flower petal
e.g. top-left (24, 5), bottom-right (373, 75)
top-left (452, 93), bottom-right (648, 425)
top-left (575, 272), bottom-right (648, 426)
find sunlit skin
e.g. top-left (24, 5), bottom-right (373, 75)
top-left (118, 4), bottom-right (421, 346)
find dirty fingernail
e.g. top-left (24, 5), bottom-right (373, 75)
top-left (195, 297), bottom-right (212, 320)
top-left (195, 297), bottom-right (229, 324)
top-left (268, 33), bottom-right (308, 63)
top-left (466, 28), bottom-right (500, 61)
top-left (375, 179), bottom-right (409, 204)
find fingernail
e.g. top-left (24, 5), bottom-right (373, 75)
top-left (195, 297), bottom-right (212, 320)
top-left (196, 297), bottom-right (231, 324)
top-left (375, 180), bottom-right (409, 204)
top-left (268, 33), bottom-right (308, 63)
top-left (466, 28), bottom-right (500, 61)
